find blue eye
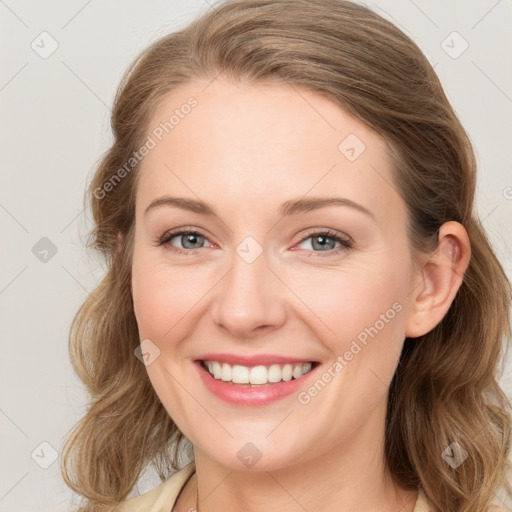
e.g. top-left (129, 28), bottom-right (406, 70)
top-left (159, 229), bottom-right (210, 255)
top-left (296, 230), bottom-right (353, 255)
top-left (158, 228), bottom-right (353, 257)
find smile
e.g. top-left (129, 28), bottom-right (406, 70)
top-left (201, 360), bottom-right (317, 386)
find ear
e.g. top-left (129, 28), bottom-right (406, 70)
top-left (405, 221), bottom-right (471, 338)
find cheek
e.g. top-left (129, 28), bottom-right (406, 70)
top-left (131, 250), bottom-right (204, 341)
top-left (289, 262), bottom-right (404, 346)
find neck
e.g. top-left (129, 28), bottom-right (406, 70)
top-left (181, 412), bottom-right (417, 512)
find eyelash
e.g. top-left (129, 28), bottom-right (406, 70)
top-left (158, 227), bottom-right (353, 258)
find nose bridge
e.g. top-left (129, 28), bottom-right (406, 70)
top-left (212, 239), bottom-right (285, 337)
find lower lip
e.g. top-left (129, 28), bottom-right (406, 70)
top-left (194, 361), bottom-right (320, 406)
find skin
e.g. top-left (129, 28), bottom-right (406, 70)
top-left (130, 76), bottom-right (471, 512)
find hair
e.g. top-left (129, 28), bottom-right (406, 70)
top-left (61, 1), bottom-right (512, 510)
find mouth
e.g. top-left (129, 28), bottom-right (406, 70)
top-left (198, 359), bottom-right (320, 387)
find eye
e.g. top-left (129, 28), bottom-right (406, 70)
top-left (158, 228), bottom-right (213, 255)
top-left (294, 229), bottom-right (353, 257)
top-left (157, 227), bottom-right (353, 257)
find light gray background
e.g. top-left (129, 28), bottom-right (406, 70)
top-left (1, 1), bottom-right (511, 511)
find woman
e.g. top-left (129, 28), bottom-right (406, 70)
top-left (61, 1), bottom-right (512, 511)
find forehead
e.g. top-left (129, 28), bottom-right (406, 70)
top-left (136, 77), bottom-right (404, 226)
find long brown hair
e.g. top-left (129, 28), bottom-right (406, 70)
top-left (61, 1), bottom-right (512, 510)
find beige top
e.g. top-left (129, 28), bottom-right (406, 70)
top-left (118, 461), bottom-right (505, 512)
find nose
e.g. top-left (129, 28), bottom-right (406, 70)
top-left (210, 246), bottom-right (287, 339)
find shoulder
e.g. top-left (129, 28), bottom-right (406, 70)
top-left (117, 461), bottom-right (196, 512)
top-left (413, 488), bottom-right (432, 512)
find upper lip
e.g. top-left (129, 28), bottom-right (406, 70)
top-left (195, 353), bottom-right (319, 366)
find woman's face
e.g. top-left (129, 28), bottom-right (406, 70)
top-left (131, 77), bottom-right (420, 471)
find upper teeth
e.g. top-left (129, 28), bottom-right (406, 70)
top-left (204, 361), bottom-right (313, 384)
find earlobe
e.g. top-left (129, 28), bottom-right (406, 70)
top-left (115, 232), bottom-right (124, 254)
top-left (405, 221), bottom-right (471, 339)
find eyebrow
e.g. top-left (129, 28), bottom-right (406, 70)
top-left (144, 196), bottom-right (375, 220)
